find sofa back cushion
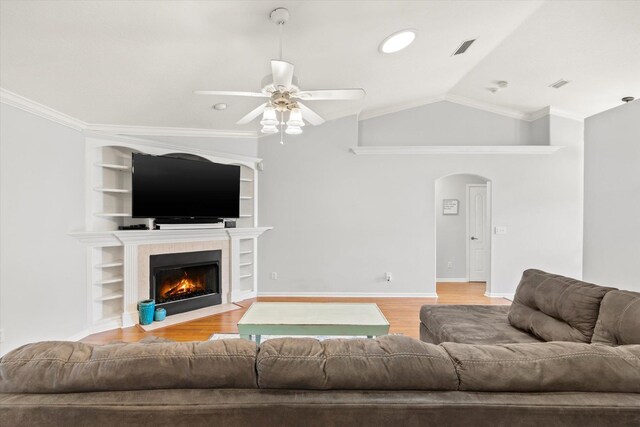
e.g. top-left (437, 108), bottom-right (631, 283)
top-left (0, 339), bottom-right (258, 393)
top-left (257, 335), bottom-right (458, 390)
top-left (592, 290), bottom-right (640, 345)
top-left (443, 341), bottom-right (640, 393)
top-left (508, 269), bottom-right (615, 342)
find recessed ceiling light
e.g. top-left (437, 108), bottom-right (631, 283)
top-left (379, 29), bottom-right (417, 54)
top-left (212, 103), bottom-right (227, 110)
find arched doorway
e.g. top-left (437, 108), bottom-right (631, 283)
top-left (435, 173), bottom-right (492, 296)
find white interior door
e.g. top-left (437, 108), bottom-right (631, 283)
top-left (468, 185), bottom-right (487, 282)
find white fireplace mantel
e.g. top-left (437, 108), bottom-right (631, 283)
top-left (71, 227), bottom-right (272, 330)
top-left (70, 227), bottom-right (272, 246)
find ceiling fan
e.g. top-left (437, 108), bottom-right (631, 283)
top-left (195, 7), bottom-right (366, 143)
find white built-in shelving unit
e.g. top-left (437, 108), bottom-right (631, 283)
top-left (72, 132), bottom-right (269, 334)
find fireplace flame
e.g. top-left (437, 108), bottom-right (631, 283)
top-left (160, 271), bottom-right (206, 299)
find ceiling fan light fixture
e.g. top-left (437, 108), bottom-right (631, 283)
top-left (285, 125), bottom-right (303, 135)
top-left (261, 124), bottom-right (279, 134)
top-left (286, 108), bottom-right (305, 127)
top-left (260, 106), bottom-right (278, 126)
top-left (379, 29), bottom-right (417, 54)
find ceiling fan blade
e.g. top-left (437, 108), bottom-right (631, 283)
top-left (271, 60), bottom-right (294, 89)
top-left (297, 102), bottom-right (325, 126)
top-left (295, 89), bottom-right (366, 100)
top-left (194, 90), bottom-right (267, 98)
top-left (236, 103), bottom-right (268, 125)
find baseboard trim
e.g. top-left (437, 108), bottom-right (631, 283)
top-left (258, 292), bottom-right (438, 298)
top-left (485, 292), bottom-right (515, 301)
top-left (436, 278), bottom-right (469, 283)
top-left (66, 329), bottom-right (90, 342)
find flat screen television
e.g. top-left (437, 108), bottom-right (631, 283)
top-left (132, 153), bottom-right (240, 219)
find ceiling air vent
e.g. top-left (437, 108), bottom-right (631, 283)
top-left (549, 79), bottom-right (570, 89)
top-left (453, 39), bottom-right (476, 55)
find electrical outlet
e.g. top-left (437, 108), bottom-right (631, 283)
top-left (447, 261), bottom-right (453, 269)
top-left (270, 272), bottom-right (278, 280)
top-left (0, 329), bottom-right (4, 343)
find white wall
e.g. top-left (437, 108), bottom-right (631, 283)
top-left (435, 174), bottom-right (487, 279)
top-left (359, 101), bottom-right (546, 146)
top-left (128, 135), bottom-right (259, 158)
top-left (258, 106), bottom-right (584, 297)
top-left (583, 100), bottom-right (640, 291)
top-left (0, 103), bottom-right (86, 356)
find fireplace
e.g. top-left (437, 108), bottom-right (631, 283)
top-left (150, 250), bottom-right (222, 315)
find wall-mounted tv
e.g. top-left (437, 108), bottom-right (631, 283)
top-left (132, 153), bottom-right (240, 219)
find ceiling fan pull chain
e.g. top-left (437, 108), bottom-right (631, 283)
top-left (280, 110), bottom-right (285, 144)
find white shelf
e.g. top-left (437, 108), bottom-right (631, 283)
top-left (94, 162), bottom-right (131, 171)
top-left (350, 146), bottom-right (564, 155)
top-left (95, 261), bottom-right (124, 268)
top-left (94, 213), bottom-right (131, 217)
top-left (82, 143), bottom-right (265, 332)
top-left (94, 277), bottom-right (124, 285)
top-left (94, 187), bottom-right (131, 194)
top-left (94, 292), bottom-right (124, 302)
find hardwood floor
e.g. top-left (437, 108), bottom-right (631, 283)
top-left (82, 282), bottom-right (509, 344)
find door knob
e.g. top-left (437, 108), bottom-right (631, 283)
top-left (471, 237), bottom-right (478, 240)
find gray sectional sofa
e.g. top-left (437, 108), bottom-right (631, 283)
top-left (1, 269), bottom-right (639, 426)
top-left (420, 269), bottom-right (640, 345)
top-left (1, 337), bottom-right (639, 425)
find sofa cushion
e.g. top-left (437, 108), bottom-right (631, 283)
top-left (592, 290), bottom-right (640, 345)
top-left (508, 269), bottom-right (615, 342)
top-left (443, 341), bottom-right (640, 393)
top-left (0, 339), bottom-right (258, 393)
top-left (420, 305), bottom-right (541, 344)
top-left (256, 335), bottom-right (458, 390)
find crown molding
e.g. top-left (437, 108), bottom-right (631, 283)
top-left (359, 92), bottom-right (585, 123)
top-left (85, 123), bottom-right (258, 138)
top-left (442, 94), bottom-right (529, 121)
top-left (527, 106), bottom-right (552, 122)
top-left (358, 95), bottom-right (447, 121)
top-left (0, 88), bottom-right (87, 131)
top-left (0, 87), bottom-right (259, 138)
top-left (526, 106), bottom-right (583, 122)
top-left (358, 93), bottom-right (529, 122)
top-left (546, 107), bottom-right (585, 122)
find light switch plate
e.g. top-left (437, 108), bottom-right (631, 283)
top-left (495, 226), bottom-right (507, 235)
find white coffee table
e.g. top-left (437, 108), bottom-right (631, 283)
top-left (237, 302), bottom-right (390, 343)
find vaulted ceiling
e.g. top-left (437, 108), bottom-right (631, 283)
top-left (1, 1), bottom-right (639, 132)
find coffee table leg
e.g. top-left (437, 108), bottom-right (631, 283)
top-left (255, 335), bottom-right (262, 344)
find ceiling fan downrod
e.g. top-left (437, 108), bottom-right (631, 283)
top-left (270, 8), bottom-right (290, 61)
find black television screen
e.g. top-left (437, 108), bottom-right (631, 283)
top-left (132, 153), bottom-right (240, 219)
